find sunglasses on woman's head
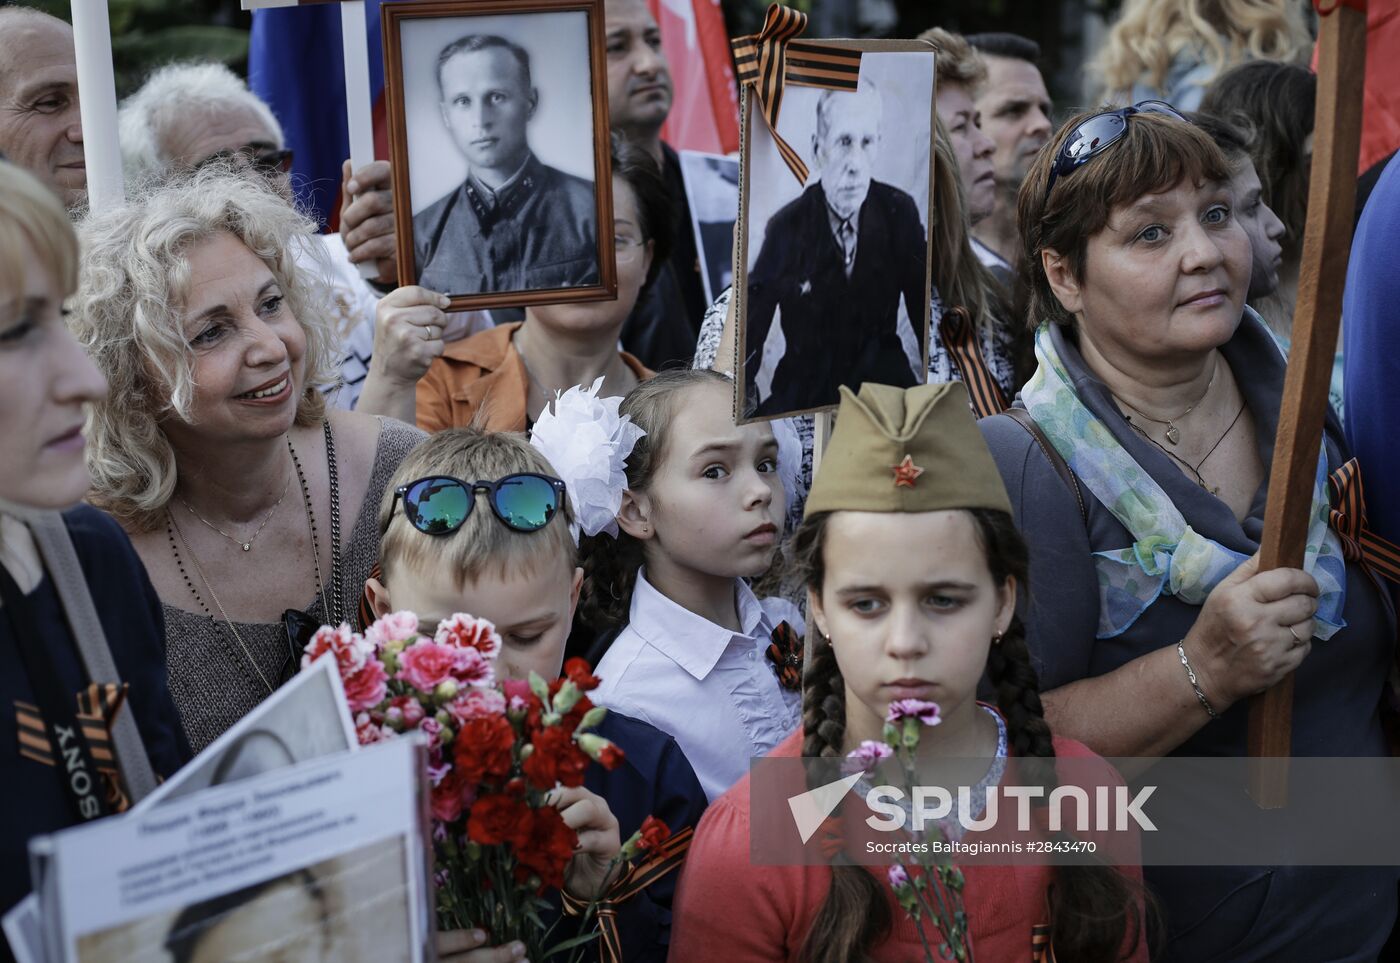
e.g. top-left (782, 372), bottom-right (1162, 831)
top-left (1043, 100), bottom-right (1188, 203)
top-left (391, 473), bottom-right (567, 536)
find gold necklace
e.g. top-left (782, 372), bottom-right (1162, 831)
top-left (1113, 363), bottom-right (1218, 446)
top-left (176, 462), bottom-right (292, 552)
top-left (167, 509), bottom-right (276, 694)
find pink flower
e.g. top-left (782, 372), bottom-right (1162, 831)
top-left (886, 699), bottom-right (941, 727)
top-left (354, 711), bottom-right (391, 745)
top-left (385, 695), bottom-right (426, 730)
top-left (426, 759), bottom-right (451, 788)
top-left (452, 647), bottom-right (495, 688)
top-left (888, 864), bottom-right (910, 890)
top-left (843, 740), bottom-right (893, 776)
top-left (397, 640), bottom-right (460, 692)
top-left (301, 623), bottom-right (371, 674)
top-left (342, 659), bottom-right (388, 713)
top-left (446, 688), bottom-right (507, 727)
top-left (365, 610), bottom-right (420, 649)
top-left (420, 717), bottom-right (444, 746)
top-left (435, 613), bottom-right (502, 660)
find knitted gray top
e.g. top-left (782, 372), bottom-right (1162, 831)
top-left (164, 417), bottom-right (425, 751)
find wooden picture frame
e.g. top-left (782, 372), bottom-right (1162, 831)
top-left (382, 0), bottom-right (616, 312)
top-left (731, 40), bottom-right (937, 425)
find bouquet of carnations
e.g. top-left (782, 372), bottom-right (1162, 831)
top-left (302, 610), bottom-right (661, 960)
top-left (845, 699), bottom-right (973, 962)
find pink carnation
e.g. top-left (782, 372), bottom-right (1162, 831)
top-left (366, 610), bottom-right (420, 649)
top-left (447, 688), bottom-right (507, 726)
top-left (888, 864), bottom-right (910, 890)
top-left (435, 613), bottom-right (502, 660)
top-left (420, 716), bottom-right (445, 746)
top-left (354, 712), bottom-right (391, 745)
top-left (397, 640), bottom-right (461, 692)
top-left (452, 647), bottom-right (495, 688)
top-left (886, 699), bottom-right (941, 727)
top-left (301, 623), bottom-right (371, 674)
top-left (342, 659), bottom-right (389, 713)
top-left (843, 740), bottom-right (894, 776)
top-left (385, 695), bottom-right (426, 729)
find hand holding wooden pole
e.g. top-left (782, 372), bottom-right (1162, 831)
top-left (1247, 0), bottom-right (1367, 808)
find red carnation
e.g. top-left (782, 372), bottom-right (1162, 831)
top-left (430, 768), bottom-right (475, 824)
top-left (522, 726), bottom-right (590, 790)
top-left (453, 715), bottom-right (515, 785)
top-left (636, 815), bottom-right (671, 855)
top-left (597, 742), bottom-right (625, 770)
top-left (467, 793), bottom-right (531, 848)
top-left (563, 658), bottom-right (602, 691)
top-left (515, 805), bottom-right (577, 892)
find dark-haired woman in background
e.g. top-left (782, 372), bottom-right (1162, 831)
top-left (416, 136), bottom-right (674, 432)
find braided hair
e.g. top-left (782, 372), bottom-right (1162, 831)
top-left (791, 508), bottom-right (1149, 963)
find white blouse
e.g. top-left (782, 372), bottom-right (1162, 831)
top-left (592, 570), bottom-right (804, 801)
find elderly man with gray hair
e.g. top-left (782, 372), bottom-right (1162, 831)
top-left (744, 80), bottom-right (927, 417)
top-left (118, 61), bottom-right (476, 423)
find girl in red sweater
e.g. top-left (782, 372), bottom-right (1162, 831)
top-left (670, 382), bottom-right (1150, 963)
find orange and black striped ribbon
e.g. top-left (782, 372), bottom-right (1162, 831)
top-left (561, 826), bottom-right (694, 963)
top-left (1327, 458), bottom-right (1400, 584)
top-left (939, 306), bottom-right (1009, 419)
top-left (16, 682), bottom-right (132, 812)
top-left (765, 620), bottom-right (803, 690)
top-left (730, 4), bottom-right (863, 185)
top-left (1031, 922), bottom-right (1056, 962)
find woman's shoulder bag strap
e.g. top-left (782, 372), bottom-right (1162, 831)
top-left (1001, 407), bottom-right (1086, 526)
top-left (26, 511), bottom-right (159, 802)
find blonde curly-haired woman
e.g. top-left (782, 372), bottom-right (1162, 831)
top-left (1092, 0), bottom-right (1311, 111)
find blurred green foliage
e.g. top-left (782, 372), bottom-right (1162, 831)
top-left (20, 0), bottom-right (251, 96)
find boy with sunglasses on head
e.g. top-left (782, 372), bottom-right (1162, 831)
top-left (363, 428), bottom-right (707, 963)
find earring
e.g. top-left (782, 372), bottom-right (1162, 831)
top-left (992, 631), bottom-right (1004, 645)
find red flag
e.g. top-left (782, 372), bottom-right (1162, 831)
top-left (649, 0), bottom-right (740, 154)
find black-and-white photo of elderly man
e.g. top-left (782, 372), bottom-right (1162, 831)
top-left (745, 79), bottom-right (926, 417)
top-left (412, 34), bottom-right (598, 294)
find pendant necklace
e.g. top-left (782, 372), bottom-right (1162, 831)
top-left (1113, 363), bottom-right (1218, 446)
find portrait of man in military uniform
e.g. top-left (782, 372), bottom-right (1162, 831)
top-left (740, 64), bottom-right (933, 420)
top-left (410, 32), bottom-right (599, 296)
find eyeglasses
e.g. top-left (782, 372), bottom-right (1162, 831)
top-left (197, 146), bottom-right (295, 178)
top-left (1043, 100), bottom-right (1187, 203)
top-left (391, 473), bottom-right (567, 536)
top-left (614, 233), bottom-right (648, 266)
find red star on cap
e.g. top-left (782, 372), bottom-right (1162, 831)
top-left (891, 454), bottom-right (924, 488)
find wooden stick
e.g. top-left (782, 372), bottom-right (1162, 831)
top-left (1246, 2), bottom-right (1367, 808)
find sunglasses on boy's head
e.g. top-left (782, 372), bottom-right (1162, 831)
top-left (1043, 100), bottom-right (1188, 203)
top-left (392, 473), bottom-right (567, 536)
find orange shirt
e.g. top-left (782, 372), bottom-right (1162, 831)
top-left (415, 322), bottom-right (654, 433)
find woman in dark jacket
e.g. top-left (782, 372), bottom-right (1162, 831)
top-left (0, 160), bottom-right (189, 937)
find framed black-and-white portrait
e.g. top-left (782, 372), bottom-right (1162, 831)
top-left (383, 0), bottom-right (615, 311)
top-left (679, 150), bottom-right (740, 305)
top-left (733, 42), bottom-right (936, 423)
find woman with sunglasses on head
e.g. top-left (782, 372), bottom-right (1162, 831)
top-left (71, 168), bottom-right (426, 752)
top-left (415, 135), bottom-right (672, 433)
top-left (980, 103), bottom-right (1398, 960)
top-left (0, 161), bottom-right (189, 928)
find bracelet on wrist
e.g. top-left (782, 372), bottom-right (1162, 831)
top-left (1177, 639), bottom-right (1218, 719)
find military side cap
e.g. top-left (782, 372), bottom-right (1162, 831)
top-left (804, 382), bottom-right (1012, 516)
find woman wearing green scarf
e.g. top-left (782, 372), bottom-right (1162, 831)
top-left (981, 103), bottom-right (1397, 961)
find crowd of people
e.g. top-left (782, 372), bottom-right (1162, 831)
top-left (2, 0), bottom-right (1399, 960)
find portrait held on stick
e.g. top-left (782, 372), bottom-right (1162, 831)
top-left (383, 0), bottom-right (617, 311)
top-left (733, 42), bottom-right (936, 422)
